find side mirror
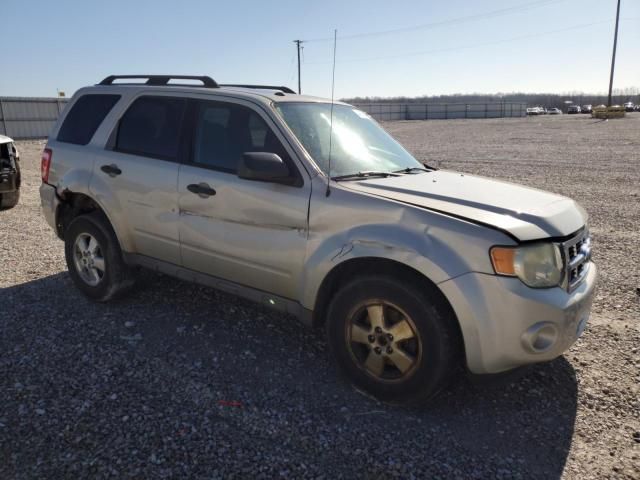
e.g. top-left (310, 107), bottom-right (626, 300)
top-left (238, 152), bottom-right (293, 185)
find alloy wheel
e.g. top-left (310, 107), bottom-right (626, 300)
top-left (73, 233), bottom-right (105, 286)
top-left (345, 301), bottom-right (422, 382)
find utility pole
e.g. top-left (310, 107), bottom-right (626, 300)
top-left (294, 40), bottom-right (303, 94)
top-left (607, 0), bottom-right (621, 106)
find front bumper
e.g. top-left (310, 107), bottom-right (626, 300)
top-left (39, 182), bottom-right (60, 232)
top-left (439, 262), bottom-right (597, 374)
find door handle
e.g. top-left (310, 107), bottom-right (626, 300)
top-left (187, 182), bottom-right (217, 198)
top-left (100, 164), bottom-right (122, 177)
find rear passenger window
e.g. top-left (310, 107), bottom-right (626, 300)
top-left (192, 101), bottom-right (290, 173)
top-left (57, 94), bottom-right (120, 145)
top-left (116, 96), bottom-right (186, 160)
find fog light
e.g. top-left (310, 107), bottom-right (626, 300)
top-left (521, 322), bottom-right (558, 353)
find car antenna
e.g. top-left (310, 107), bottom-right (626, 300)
top-left (326, 29), bottom-right (337, 197)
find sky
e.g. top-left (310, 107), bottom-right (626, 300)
top-left (2, 0), bottom-right (639, 99)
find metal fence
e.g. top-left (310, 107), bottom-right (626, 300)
top-left (351, 102), bottom-right (527, 121)
top-left (0, 97), bottom-right (527, 140)
top-left (0, 97), bottom-right (69, 139)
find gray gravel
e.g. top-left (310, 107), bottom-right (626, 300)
top-left (1, 114), bottom-right (639, 479)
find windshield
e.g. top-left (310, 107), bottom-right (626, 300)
top-left (274, 103), bottom-right (423, 177)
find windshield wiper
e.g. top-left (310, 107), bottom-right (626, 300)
top-left (392, 166), bottom-right (430, 174)
top-left (392, 163), bottom-right (438, 174)
top-left (332, 171), bottom-right (401, 181)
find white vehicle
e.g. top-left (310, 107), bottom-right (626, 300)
top-left (0, 134), bottom-right (21, 209)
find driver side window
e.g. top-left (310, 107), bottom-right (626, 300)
top-left (192, 101), bottom-right (290, 173)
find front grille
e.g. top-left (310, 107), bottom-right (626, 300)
top-left (562, 230), bottom-right (592, 291)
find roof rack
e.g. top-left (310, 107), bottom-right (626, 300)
top-left (219, 84), bottom-right (296, 94)
top-left (98, 75), bottom-right (219, 88)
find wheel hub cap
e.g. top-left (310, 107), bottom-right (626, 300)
top-left (73, 233), bottom-right (105, 287)
top-left (346, 302), bottom-right (421, 381)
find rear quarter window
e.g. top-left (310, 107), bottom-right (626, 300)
top-left (57, 94), bottom-right (121, 145)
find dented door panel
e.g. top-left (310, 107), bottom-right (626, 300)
top-left (178, 165), bottom-right (310, 299)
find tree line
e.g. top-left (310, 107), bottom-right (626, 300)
top-left (343, 87), bottom-right (640, 107)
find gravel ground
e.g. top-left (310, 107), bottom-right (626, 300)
top-left (1, 113), bottom-right (639, 479)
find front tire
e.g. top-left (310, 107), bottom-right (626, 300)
top-left (64, 213), bottom-right (135, 301)
top-left (326, 275), bottom-right (459, 404)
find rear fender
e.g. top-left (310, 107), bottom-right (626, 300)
top-left (85, 172), bottom-right (135, 253)
top-left (55, 169), bottom-right (133, 253)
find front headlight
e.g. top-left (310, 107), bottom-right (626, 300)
top-left (490, 243), bottom-right (563, 288)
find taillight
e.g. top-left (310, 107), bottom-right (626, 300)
top-left (41, 148), bottom-right (52, 183)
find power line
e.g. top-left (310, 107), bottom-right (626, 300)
top-left (293, 0), bottom-right (570, 92)
top-left (304, 18), bottom-right (636, 65)
top-left (286, 52), bottom-right (296, 84)
top-left (302, 0), bottom-right (567, 43)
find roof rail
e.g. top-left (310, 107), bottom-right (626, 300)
top-left (98, 75), bottom-right (219, 88)
top-left (219, 84), bottom-right (296, 94)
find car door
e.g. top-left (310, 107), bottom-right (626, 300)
top-left (90, 95), bottom-right (186, 265)
top-left (177, 98), bottom-right (310, 300)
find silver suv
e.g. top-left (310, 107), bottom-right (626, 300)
top-left (40, 75), bottom-right (597, 403)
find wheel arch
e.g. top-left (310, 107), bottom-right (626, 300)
top-left (311, 257), bottom-right (465, 359)
top-left (55, 191), bottom-right (126, 252)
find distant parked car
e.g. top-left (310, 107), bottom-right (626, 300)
top-left (0, 134), bottom-right (21, 209)
top-left (623, 102), bottom-right (635, 112)
top-left (581, 105), bottom-right (592, 114)
top-left (547, 108), bottom-right (562, 115)
top-left (526, 106), bottom-right (547, 115)
top-left (567, 105), bottom-right (581, 114)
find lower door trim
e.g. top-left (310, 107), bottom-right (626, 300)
top-left (122, 252), bottom-right (312, 326)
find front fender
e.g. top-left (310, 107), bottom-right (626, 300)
top-left (300, 223), bottom-right (467, 310)
top-left (299, 178), bottom-right (516, 311)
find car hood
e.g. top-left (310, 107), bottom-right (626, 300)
top-left (340, 170), bottom-right (586, 241)
top-left (0, 134), bottom-right (14, 144)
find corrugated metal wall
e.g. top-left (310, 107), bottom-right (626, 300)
top-left (0, 97), bottom-right (527, 140)
top-left (0, 97), bottom-right (69, 139)
top-left (352, 102), bottom-right (527, 121)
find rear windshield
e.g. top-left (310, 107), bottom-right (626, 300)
top-left (57, 94), bottom-right (121, 145)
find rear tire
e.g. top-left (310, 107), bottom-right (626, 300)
top-left (64, 212), bottom-right (135, 301)
top-left (326, 275), bottom-right (459, 404)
